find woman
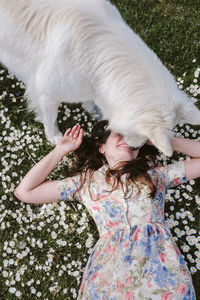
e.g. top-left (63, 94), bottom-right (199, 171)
top-left (14, 120), bottom-right (199, 299)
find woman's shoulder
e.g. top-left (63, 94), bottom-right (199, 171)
top-left (147, 160), bottom-right (187, 189)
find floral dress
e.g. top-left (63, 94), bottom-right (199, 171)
top-left (56, 161), bottom-right (196, 300)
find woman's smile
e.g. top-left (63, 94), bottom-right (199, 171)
top-left (118, 143), bottom-right (131, 148)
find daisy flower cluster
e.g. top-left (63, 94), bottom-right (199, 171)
top-left (0, 58), bottom-right (199, 298)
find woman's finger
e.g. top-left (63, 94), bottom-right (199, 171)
top-left (73, 125), bottom-right (81, 139)
top-left (64, 128), bottom-right (71, 136)
top-left (69, 125), bottom-right (78, 136)
top-left (63, 128), bottom-right (71, 138)
top-left (77, 128), bottom-right (83, 140)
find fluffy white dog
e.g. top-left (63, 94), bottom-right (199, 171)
top-left (0, 0), bottom-right (200, 156)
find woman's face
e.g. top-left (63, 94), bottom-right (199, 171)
top-left (99, 132), bottom-right (139, 168)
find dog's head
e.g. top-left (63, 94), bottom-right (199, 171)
top-left (107, 108), bottom-right (175, 157)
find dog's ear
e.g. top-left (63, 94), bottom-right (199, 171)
top-left (147, 127), bottom-right (173, 157)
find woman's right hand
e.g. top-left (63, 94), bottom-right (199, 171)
top-left (55, 125), bottom-right (84, 156)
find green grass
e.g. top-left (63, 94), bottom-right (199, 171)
top-left (0, 0), bottom-right (200, 298)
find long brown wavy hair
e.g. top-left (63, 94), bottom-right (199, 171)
top-left (64, 120), bottom-right (162, 200)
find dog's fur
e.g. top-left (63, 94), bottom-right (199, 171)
top-left (0, 0), bottom-right (200, 156)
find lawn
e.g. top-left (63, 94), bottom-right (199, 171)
top-left (0, 0), bottom-right (199, 299)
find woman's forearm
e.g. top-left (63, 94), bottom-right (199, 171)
top-left (15, 148), bottom-right (66, 193)
top-left (170, 136), bottom-right (200, 158)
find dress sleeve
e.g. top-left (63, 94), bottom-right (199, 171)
top-left (157, 160), bottom-right (188, 189)
top-left (56, 174), bottom-right (82, 202)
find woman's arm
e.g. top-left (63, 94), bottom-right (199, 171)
top-left (147, 136), bottom-right (200, 158)
top-left (170, 136), bottom-right (200, 182)
top-left (14, 149), bottom-right (65, 203)
top-left (14, 125), bottom-right (84, 204)
top-left (154, 136), bottom-right (200, 182)
top-left (170, 136), bottom-right (200, 158)
top-left (15, 149), bottom-right (66, 194)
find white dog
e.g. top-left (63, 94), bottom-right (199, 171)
top-left (0, 0), bottom-right (200, 156)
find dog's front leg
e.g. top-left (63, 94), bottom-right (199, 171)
top-left (35, 94), bottom-right (63, 145)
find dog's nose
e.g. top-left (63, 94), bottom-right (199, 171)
top-left (129, 140), bottom-right (147, 150)
top-left (129, 146), bottom-right (139, 150)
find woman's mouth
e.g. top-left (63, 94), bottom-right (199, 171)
top-left (118, 144), bottom-right (131, 149)
top-left (118, 144), bottom-right (139, 150)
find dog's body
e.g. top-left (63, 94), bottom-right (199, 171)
top-left (0, 0), bottom-right (200, 156)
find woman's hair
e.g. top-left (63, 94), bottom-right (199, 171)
top-left (64, 120), bottom-right (161, 200)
